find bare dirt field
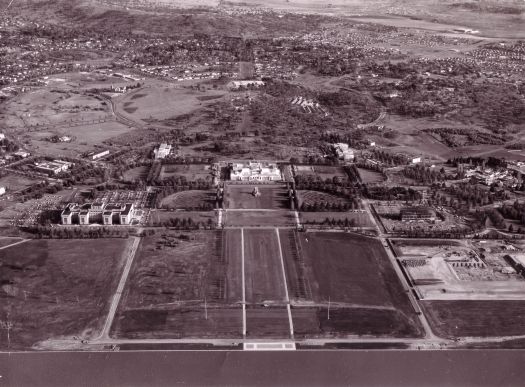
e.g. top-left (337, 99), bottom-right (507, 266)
top-left (112, 230), bottom-right (243, 338)
top-left (225, 185), bottom-right (289, 209)
top-left (0, 238), bottom-right (131, 349)
top-left (392, 239), bottom-right (525, 300)
top-left (422, 300), bottom-right (525, 338)
top-left (296, 232), bottom-right (423, 338)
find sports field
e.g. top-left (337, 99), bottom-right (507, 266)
top-left (0, 239), bottom-right (131, 349)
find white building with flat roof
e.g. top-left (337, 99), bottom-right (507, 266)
top-left (230, 161), bottom-right (282, 182)
top-left (333, 143), bottom-right (354, 162)
top-left (153, 143), bottom-right (172, 159)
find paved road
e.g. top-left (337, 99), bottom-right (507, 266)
top-left (95, 236), bottom-right (141, 341)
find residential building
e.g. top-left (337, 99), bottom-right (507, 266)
top-left (229, 161), bottom-right (282, 182)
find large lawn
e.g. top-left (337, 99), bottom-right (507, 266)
top-left (0, 238), bottom-right (131, 349)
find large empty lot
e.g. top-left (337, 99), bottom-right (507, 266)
top-left (111, 230), bottom-right (243, 339)
top-left (0, 238), bottom-right (131, 349)
top-left (292, 232), bottom-right (423, 338)
top-left (422, 301), bottom-right (525, 338)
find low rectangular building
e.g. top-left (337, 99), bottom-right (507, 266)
top-left (400, 206), bottom-right (435, 222)
top-left (34, 160), bottom-right (73, 175)
top-left (230, 161), bottom-right (282, 182)
top-left (153, 143), bottom-right (172, 159)
top-left (62, 202), bottom-right (134, 225)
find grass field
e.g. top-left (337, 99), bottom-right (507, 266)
top-left (122, 166), bottom-right (148, 182)
top-left (0, 174), bottom-right (41, 193)
top-left (295, 232), bottom-right (423, 337)
top-left (422, 301), bottom-right (525, 338)
top-left (159, 190), bottom-right (215, 210)
top-left (0, 238), bottom-right (131, 349)
top-left (243, 229), bottom-right (287, 304)
top-left (357, 168), bottom-right (385, 184)
top-left (0, 237), bottom-right (23, 248)
top-left (225, 185), bottom-right (289, 209)
top-left (117, 87), bottom-right (224, 121)
top-left (112, 230), bottom-right (243, 338)
top-left (223, 210), bottom-right (295, 227)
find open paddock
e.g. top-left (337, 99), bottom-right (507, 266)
top-left (112, 230), bottom-right (246, 339)
top-left (113, 306), bottom-right (242, 339)
top-left (357, 168), bottom-right (385, 184)
top-left (57, 121), bottom-right (133, 144)
top-left (292, 306), bottom-right (422, 338)
top-left (0, 174), bottom-right (42, 193)
top-left (422, 301), bottom-right (525, 338)
top-left (116, 87), bottom-right (224, 121)
top-left (0, 238), bottom-right (131, 349)
top-left (296, 232), bottom-right (423, 337)
top-left (225, 185), bottom-right (289, 210)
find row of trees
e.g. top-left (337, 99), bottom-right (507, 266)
top-left (148, 217), bottom-right (215, 230)
top-left (299, 200), bottom-right (361, 212)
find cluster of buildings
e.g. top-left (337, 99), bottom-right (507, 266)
top-left (227, 80), bottom-right (265, 90)
top-left (61, 202), bottom-right (134, 225)
top-left (332, 143), bottom-right (355, 162)
top-left (153, 143), bottom-right (172, 160)
top-left (34, 159), bottom-right (73, 176)
top-left (291, 97), bottom-right (327, 115)
top-left (229, 161), bottom-right (282, 182)
top-left (465, 166), bottom-right (515, 186)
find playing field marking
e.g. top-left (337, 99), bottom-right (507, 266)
top-left (96, 236), bottom-right (141, 340)
top-left (275, 228), bottom-right (294, 338)
top-left (241, 228), bottom-right (246, 337)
